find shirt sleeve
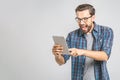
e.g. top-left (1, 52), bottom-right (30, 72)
top-left (62, 33), bottom-right (71, 62)
top-left (102, 27), bottom-right (114, 58)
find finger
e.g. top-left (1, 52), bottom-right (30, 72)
top-left (52, 48), bottom-right (63, 55)
top-left (53, 46), bottom-right (63, 50)
top-left (53, 50), bottom-right (63, 53)
top-left (52, 47), bottom-right (63, 52)
top-left (54, 44), bottom-right (63, 48)
top-left (69, 50), bottom-right (78, 57)
top-left (53, 46), bottom-right (63, 52)
top-left (69, 51), bottom-right (75, 56)
top-left (69, 48), bottom-right (74, 53)
top-left (68, 49), bottom-right (72, 53)
top-left (69, 48), bottom-right (76, 52)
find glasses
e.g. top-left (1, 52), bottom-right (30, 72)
top-left (75, 16), bottom-right (92, 22)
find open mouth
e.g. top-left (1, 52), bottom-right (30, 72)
top-left (81, 26), bottom-right (87, 31)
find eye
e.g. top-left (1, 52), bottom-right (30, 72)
top-left (83, 17), bottom-right (89, 20)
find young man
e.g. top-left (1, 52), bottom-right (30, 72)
top-left (52, 4), bottom-right (114, 80)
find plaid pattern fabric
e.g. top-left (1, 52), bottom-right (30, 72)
top-left (63, 22), bottom-right (114, 80)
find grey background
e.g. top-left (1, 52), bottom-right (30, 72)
top-left (0, 0), bottom-right (119, 80)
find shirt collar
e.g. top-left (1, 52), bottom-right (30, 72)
top-left (93, 22), bottom-right (99, 32)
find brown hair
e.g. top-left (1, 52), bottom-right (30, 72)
top-left (75, 4), bottom-right (95, 16)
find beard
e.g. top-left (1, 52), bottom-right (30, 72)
top-left (79, 24), bottom-right (92, 34)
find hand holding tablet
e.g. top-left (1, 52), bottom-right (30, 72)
top-left (52, 36), bottom-right (70, 54)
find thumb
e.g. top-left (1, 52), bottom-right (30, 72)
top-left (69, 48), bottom-right (73, 53)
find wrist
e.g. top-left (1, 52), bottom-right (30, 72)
top-left (77, 49), bottom-right (86, 56)
top-left (82, 50), bottom-right (86, 56)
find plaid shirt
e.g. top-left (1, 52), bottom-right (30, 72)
top-left (63, 22), bottom-right (114, 80)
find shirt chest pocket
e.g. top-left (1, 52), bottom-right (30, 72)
top-left (93, 37), bottom-right (103, 50)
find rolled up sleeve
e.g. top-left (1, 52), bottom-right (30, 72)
top-left (102, 28), bottom-right (114, 58)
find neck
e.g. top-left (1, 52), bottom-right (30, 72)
top-left (87, 22), bottom-right (94, 34)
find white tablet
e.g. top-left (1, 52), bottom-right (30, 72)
top-left (52, 36), bottom-right (69, 54)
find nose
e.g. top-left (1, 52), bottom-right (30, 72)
top-left (79, 20), bottom-right (85, 25)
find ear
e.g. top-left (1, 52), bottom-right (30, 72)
top-left (92, 15), bottom-right (95, 21)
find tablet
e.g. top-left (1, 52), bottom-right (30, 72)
top-left (52, 36), bottom-right (69, 54)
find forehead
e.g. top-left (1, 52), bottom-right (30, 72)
top-left (76, 10), bottom-right (90, 18)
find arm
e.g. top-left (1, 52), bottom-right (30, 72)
top-left (69, 27), bottom-right (113, 61)
top-left (69, 48), bottom-right (108, 61)
top-left (54, 54), bottom-right (65, 65)
top-left (52, 45), bottom-right (65, 65)
top-left (82, 50), bottom-right (108, 61)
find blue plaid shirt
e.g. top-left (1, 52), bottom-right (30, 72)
top-left (63, 22), bottom-right (114, 80)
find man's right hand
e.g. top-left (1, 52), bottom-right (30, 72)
top-left (52, 44), bottom-right (63, 56)
top-left (52, 44), bottom-right (65, 65)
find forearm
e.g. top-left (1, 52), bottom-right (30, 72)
top-left (55, 55), bottom-right (65, 65)
top-left (82, 50), bottom-right (108, 61)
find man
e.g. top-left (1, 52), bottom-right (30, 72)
top-left (52, 4), bottom-right (113, 80)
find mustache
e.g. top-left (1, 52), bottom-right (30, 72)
top-left (80, 24), bottom-right (87, 27)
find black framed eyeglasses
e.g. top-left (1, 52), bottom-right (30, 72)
top-left (75, 15), bottom-right (92, 22)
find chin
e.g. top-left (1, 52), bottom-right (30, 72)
top-left (81, 30), bottom-right (87, 33)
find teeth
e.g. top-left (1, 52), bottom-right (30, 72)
top-left (82, 27), bottom-right (86, 30)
